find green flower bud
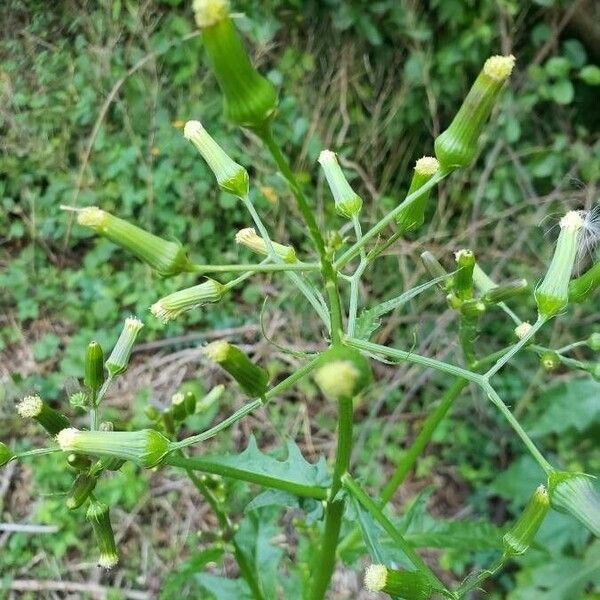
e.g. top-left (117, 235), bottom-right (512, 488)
top-left (396, 156), bottom-right (440, 232)
top-left (318, 150), bottom-right (363, 219)
top-left (66, 453), bottom-right (92, 471)
top-left (587, 333), bottom-right (600, 351)
top-left (106, 317), bottom-right (144, 377)
top-left (150, 279), bottom-right (225, 324)
top-left (420, 251), bottom-right (450, 289)
top-left (0, 442), bottom-right (14, 467)
top-left (364, 564), bottom-right (432, 599)
top-left (503, 484), bottom-right (550, 557)
top-left (57, 428), bottom-right (170, 468)
top-left (17, 395), bottom-right (70, 436)
top-left (460, 299), bottom-right (486, 318)
top-left (235, 227), bottom-right (297, 263)
top-left (535, 211), bottom-right (585, 319)
top-left (313, 345), bottom-right (372, 399)
top-left (194, 0), bottom-right (278, 129)
top-left (66, 472), bottom-right (98, 510)
top-left (484, 279), bottom-right (529, 304)
top-left (86, 499), bottom-right (119, 569)
top-left (73, 207), bottom-right (191, 277)
top-left (549, 472), bottom-right (600, 537)
top-left (540, 351), bottom-right (560, 372)
top-left (435, 55), bottom-right (515, 168)
top-left (171, 392), bottom-right (187, 421)
top-left (569, 261), bottom-right (600, 304)
top-left (84, 341), bottom-right (105, 393)
top-left (203, 341), bottom-right (269, 397)
top-left (196, 384), bottom-right (225, 413)
top-left (454, 249), bottom-right (475, 300)
top-left (183, 120), bottom-right (249, 197)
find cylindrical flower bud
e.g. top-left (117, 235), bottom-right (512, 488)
top-left (472, 263), bottom-right (497, 295)
top-left (318, 150), bottom-right (363, 219)
top-left (203, 341), bottom-right (269, 397)
top-left (67, 453), bottom-right (92, 471)
top-left (549, 472), bottom-right (600, 537)
top-left (235, 227), bottom-right (297, 263)
top-left (420, 251), bottom-right (450, 289)
top-left (17, 395), bottom-right (70, 436)
top-left (569, 261), bottom-right (600, 304)
top-left (364, 564), bottom-right (432, 599)
top-left (454, 249), bottom-right (475, 300)
top-left (194, 0), bottom-right (278, 129)
top-left (106, 317), bottom-right (144, 377)
top-left (66, 472), bottom-right (98, 510)
top-left (184, 391), bottom-right (197, 416)
top-left (74, 207), bottom-right (191, 277)
top-left (171, 392), bottom-right (187, 421)
top-left (484, 279), bottom-right (529, 304)
top-left (587, 333), bottom-right (600, 351)
top-left (0, 442), bottom-right (14, 467)
top-left (196, 384), bottom-right (225, 413)
top-left (313, 345), bottom-right (372, 399)
top-left (84, 341), bottom-right (105, 393)
top-left (434, 55), bottom-right (515, 168)
top-left (57, 428), bottom-right (170, 468)
top-left (396, 156), bottom-right (440, 232)
top-left (535, 211), bottom-right (586, 319)
top-left (460, 299), bottom-right (486, 318)
top-left (86, 499), bottom-right (119, 569)
top-left (150, 279), bottom-right (226, 324)
top-left (183, 120), bottom-right (249, 197)
top-left (514, 321), bottom-right (533, 340)
top-left (503, 484), bottom-right (550, 557)
top-left (540, 351), bottom-right (560, 372)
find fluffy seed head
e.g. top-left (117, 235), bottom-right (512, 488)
top-left (364, 564), bottom-right (387, 592)
top-left (17, 395), bottom-right (43, 418)
top-left (560, 210), bottom-right (585, 231)
top-left (77, 207), bottom-right (107, 229)
top-left (515, 321), bottom-right (533, 339)
top-left (192, 0), bottom-right (230, 28)
top-left (414, 156), bottom-right (440, 176)
top-left (314, 360), bottom-right (360, 399)
top-left (483, 55), bottom-right (516, 81)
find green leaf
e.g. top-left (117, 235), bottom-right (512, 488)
top-left (528, 379), bottom-right (600, 437)
top-left (550, 79), bottom-right (574, 105)
top-left (160, 548), bottom-right (224, 599)
top-left (195, 574), bottom-right (253, 600)
top-left (407, 520), bottom-right (503, 552)
top-left (245, 490), bottom-right (323, 524)
top-left (489, 456), bottom-right (546, 509)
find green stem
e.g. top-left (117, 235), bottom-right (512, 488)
top-left (342, 474), bottom-right (447, 593)
top-left (309, 395), bottom-right (354, 600)
top-left (347, 216), bottom-right (367, 338)
top-left (165, 453), bottom-right (327, 499)
top-left (345, 337), bottom-right (483, 384)
top-left (188, 262), bottom-right (320, 274)
top-left (334, 169), bottom-right (449, 270)
top-left (556, 339), bottom-right (587, 354)
top-left (14, 447), bottom-right (61, 460)
top-left (185, 464), bottom-right (265, 600)
top-left (257, 125), bottom-right (344, 344)
top-left (455, 556), bottom-right (506, 597)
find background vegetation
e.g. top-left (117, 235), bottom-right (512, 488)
top-left (1, 0), bottom-right (599, 597)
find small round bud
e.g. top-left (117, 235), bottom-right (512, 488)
top-left (540, 351), bottom-right (560, 372)
top-left (313, 346), bottom-right (372, 399)
top-left (587, 333), bottom-right (600, 352)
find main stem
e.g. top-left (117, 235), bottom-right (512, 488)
top-left (309, 395), bottom-right (353, 600)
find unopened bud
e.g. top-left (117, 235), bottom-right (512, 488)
top-left (184, 120), bottom-right (249, 197)
top-left (171, 392), bottom-right (187, 421)
top-left (235, 227), bottom-right (297, 263)
top-left (86, 499), bottom-right (119, 569)
top-left (435, 55), bottom-right (515, 168)
top-left (503, 484), bottom-right (550, 556)
top-left (106, 317), bottom-right (143, 377)
top-left (549, 472), bottom-right (600, 537)
top-left (57, 428), bottom-right (170, 468)
top-left (454, 249), bottom-right (475, 300)
top-left (484, 279), bottom-right (529, 304)
top-left (420, 251), bottom-right (449, 289)
top-left (66, 453), bottom-right (92, 471)
top-left (203, 341), bottom-right (269, 397)
top-left (150, 279), bottom-right (225, 323)
top-left (364, 564), bottom-right (432, 599)
top-left (195, 1), bottom-right (278, 129)
top-left (396, 156), bottom-right (440, 232)
top-left (569, 261), bottom-right (600, 304)
top-left (66, 472), bottom-right (98, 510)
top-left (72, 207), bottom-right (191, 277)
top-left (84, 341), bottom-right (105, 393)
top-left (587, 333), bottom-right (600, 351)
top-left (0, 442), bottom-right (14, 467)
top-left (17, 395), bottom-right (70, 436)
top-left (535, 211), bottom-right (585, 319)
top-left (313, 346), bottom-right (371, 399)
top-left (540, 351), bottom-right (560, 372)
top-left (318, 150), bottom-right (363, 219)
